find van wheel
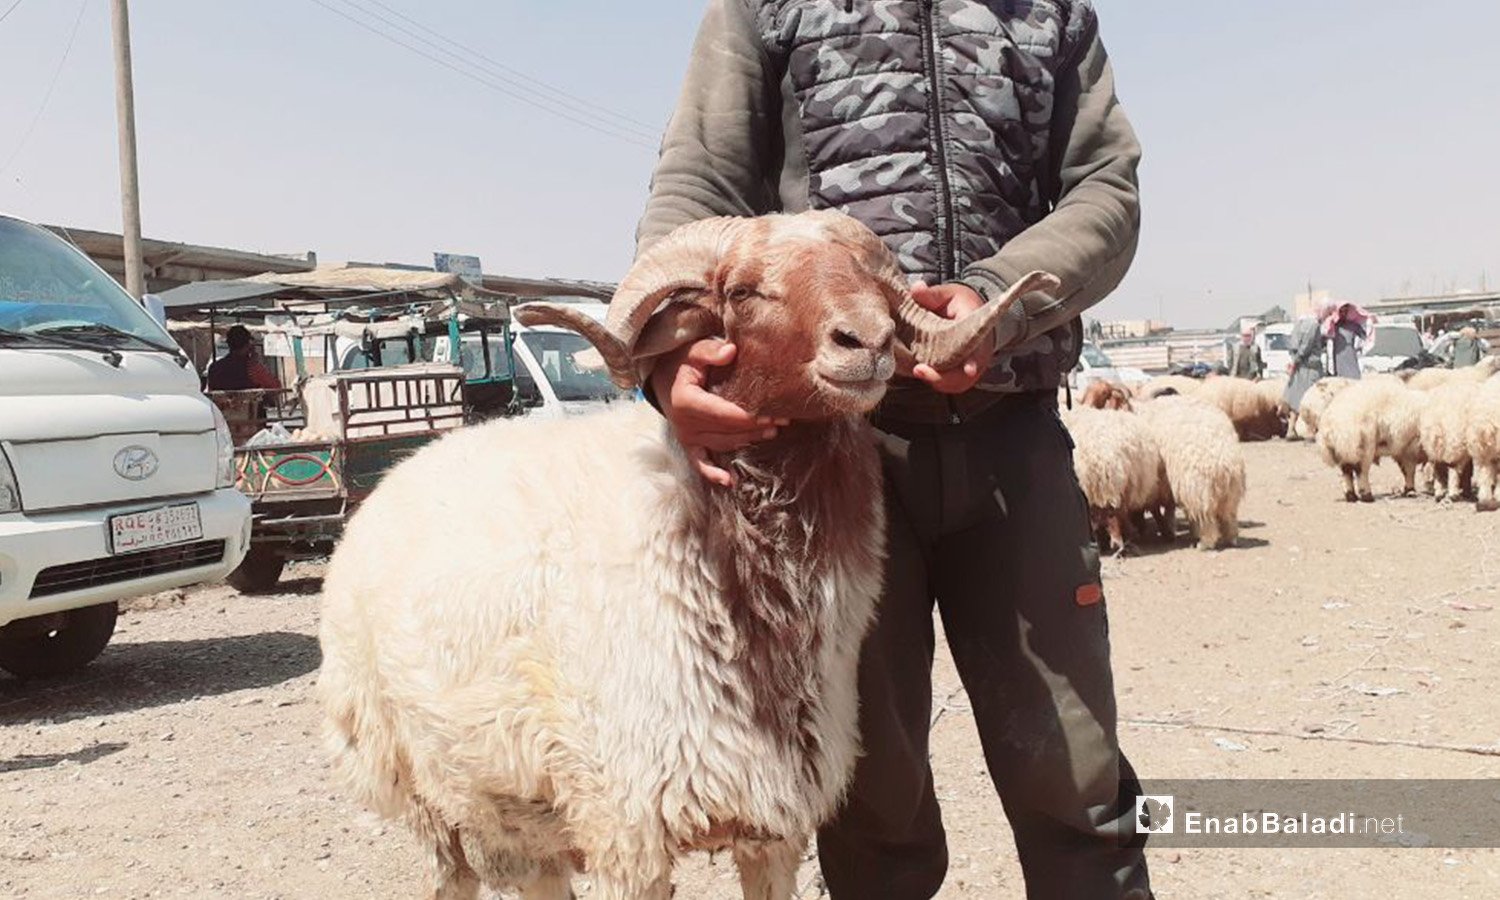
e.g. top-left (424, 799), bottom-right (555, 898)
top-left (226, 546), bottom-right (287, 595)
top-left (0, 603), bottom-right (118, 678)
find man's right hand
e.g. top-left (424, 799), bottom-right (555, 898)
top-left (650, 339), bottom-right (786, 487)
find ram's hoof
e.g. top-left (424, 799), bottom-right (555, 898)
top-left (1358, 493), bottom-right (1376, 504)
top-left (1343, 491), bottom-right (1359, 503)
top-left (1477, 500), bottom-right (1500, 514)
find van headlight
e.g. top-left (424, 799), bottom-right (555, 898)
top-left (0, 448), bottom-right (20, 513)
top-left (210, 405), bottom-right (238, 489)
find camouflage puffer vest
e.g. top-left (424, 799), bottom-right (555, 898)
top-left (750, 0), bottom-right (1093, 392)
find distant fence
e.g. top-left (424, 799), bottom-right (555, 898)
top-left (1103, 334), bottom-right (1229, 373)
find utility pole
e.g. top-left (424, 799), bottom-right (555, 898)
top-left (110, 0), bottom-right (145, 299)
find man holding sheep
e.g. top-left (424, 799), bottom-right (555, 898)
top-left (637, 2), bottom-right (1149, 897)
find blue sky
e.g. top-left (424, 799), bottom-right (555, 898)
top-left (1, 0), bottom-right (1497, 328)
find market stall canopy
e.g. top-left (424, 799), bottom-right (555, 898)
top-left (245, 267), bottom-right (473, 294)
top-left (157, 266), bottom-right (514, 318)
top-left (156, 279), bottom-right (288, 309)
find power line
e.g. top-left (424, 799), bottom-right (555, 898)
top-left (305, 0), bottom-right (658, 151)
top-left (0, 0), bottom-right (89, 179)
top-left (0, 0), bottom-right (25, 26)
top-left (329, 0), bottom-right (659, 144)
top-left (357, 0), bottom-right (660, 137)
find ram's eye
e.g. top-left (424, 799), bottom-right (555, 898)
top-left (725, 285), bottom-right (756, 303)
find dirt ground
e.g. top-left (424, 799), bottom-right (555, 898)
top-left (3, 438), bottom-right (1499, 899)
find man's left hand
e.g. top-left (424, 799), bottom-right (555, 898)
top-left (909, 281), bottom-right (995, 395)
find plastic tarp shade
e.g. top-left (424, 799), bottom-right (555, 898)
top-left (245, 267), bottom-right (466, 294)
top-left (156, 279), bottom-right (288, 309)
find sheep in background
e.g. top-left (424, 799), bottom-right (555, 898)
top-left (1080, 380), bottom-right (1135, 410)
top-left (316, 210), bottom-right (1056, 900)
top-left (1134, 396), bottom-right (1246, 550)
top-left (1061, 406), bottom-right (1166, 553)
top-left (1195, 376), bottom-right (1288, 442)
top-left (1468, 377), bottom-right (1500, 512)
top-left (1404, 355), bottom-right (1500, 391)
top-left (1295, 376), bottom-right (1353, 439)
top-left (1418, 381), bottom-right (1480, 502)
top-left (1316, 378), bottom-right (1425, 502)
top-left (1136, 374), bottom-right (1203, 400)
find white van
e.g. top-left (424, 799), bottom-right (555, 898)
top-left (0, 215), bottom-right (251, 677)
top-left (1257, 323), bottom-right (1295, 376)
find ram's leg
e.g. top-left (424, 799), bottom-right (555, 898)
top-left (1197, 513), bottom-right (1223, 551)
top-left (519, 860), bottom-right (576, 900)
top-left (424, 827), bottom-right (481, 900)
top-left (1459, 461), bottom-right (1476, 500)
top-left (734, 839), bottom-right (805, 900)
top-left (1152, 498), bottom-right (1176, 542)
top-left (1356, 461), bottom-right (1375, 503)
top-left (1340, 465), bottom-right (1359, 502)
top-left (590, 871), bottom-right (672, 900)
top-left (1106, 513), bottom-right (1127, 556)
top-left (1445, 464), bottom-right (1466, 503)
top-left (1432, 462), bottom-right (1450, 502)
top-left (1397, 457), bottom-right (1418, 496)
top-left (1478, 462), bottom-right (1500, 513)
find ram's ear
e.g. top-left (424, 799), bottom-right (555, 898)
top-left (631, 301), bottom-right (724, 364)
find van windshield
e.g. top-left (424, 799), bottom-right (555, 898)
top-left (1264, 331), bottom-right (1291, 351)
top-left (518, 331), bottom-right (625, 402)
top-left (0, 217), bottom-right (169, 343)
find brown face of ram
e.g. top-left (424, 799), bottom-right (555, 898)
top-left (712, 240), bottom-right (899, 421)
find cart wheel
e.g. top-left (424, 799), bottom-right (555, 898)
top-left (227, 546), bottom-right (288, 595)
top-left (0, 603), bottom-right (119, 679)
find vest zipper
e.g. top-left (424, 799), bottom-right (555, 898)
top-left (919, 0), bottom-right (958, 283)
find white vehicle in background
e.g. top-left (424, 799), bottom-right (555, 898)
top-left (1258, 322), bottom-right (1295, 376)
top-left (339, 300), bottom-right (634, 419)
top-left (0, 214), bottom-right (251, 678)
top-left (505, 302), bottom-right (635, 418)
top-left (1360, 321), bottom-right (1427, 374)
top-left (1070, 341), bottom-right (1150, 393)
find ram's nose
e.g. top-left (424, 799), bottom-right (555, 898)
top-left (828, 320), bottom-right (895, 355)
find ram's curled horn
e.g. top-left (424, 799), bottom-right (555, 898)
top-left (894, 270), bottom-right (1063, 371)
top-left (515, 217), bottom-right (744, 390)
top-left (511, 302), bottom-right (638, 388)
top-left (807, 210), bottom-right (1062, 371)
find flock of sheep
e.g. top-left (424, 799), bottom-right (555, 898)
top-left (1062, 379), bottom-right (1252, 554)
top-left (1299, 357), bottom-right (1500, 509)
top-left (1061, 355), bottom-right (1500, 559)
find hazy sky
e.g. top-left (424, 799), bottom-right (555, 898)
top-left (2, 0), bottom-right (1497, 328)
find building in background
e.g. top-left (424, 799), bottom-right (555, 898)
top-left (44, 224), bottom-right (316, 295)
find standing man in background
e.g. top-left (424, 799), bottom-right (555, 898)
top-left (1230, 327), bottom-right (1264, 380)
top-left (635, 2), bottom-right (1150, 897)
top-left (1446, 326), bottom-right (1487, 368)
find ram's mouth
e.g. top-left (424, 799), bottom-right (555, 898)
top-left (815, 373), bottom-right (890, 409)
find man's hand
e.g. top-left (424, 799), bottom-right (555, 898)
top-left (650, 339), bottom-right (787, 487)
top-left (908, 281), bottom-right (995, 395)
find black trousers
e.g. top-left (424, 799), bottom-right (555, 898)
top-left (817, 392), bottom-right (1151, 899)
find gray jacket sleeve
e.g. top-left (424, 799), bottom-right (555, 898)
top-left (635, 0), bottom-right (780, 254)
top-left (960, 17), bottom-right (1142, 349)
